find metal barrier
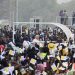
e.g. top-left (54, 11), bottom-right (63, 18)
top-left (56, 16), bottom-right (75, 26)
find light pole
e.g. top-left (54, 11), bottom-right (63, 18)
top-left (16, 0), bottom-right (19, 25)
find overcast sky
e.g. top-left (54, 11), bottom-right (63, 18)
top-left (57, 0), bottom-right (72, 4)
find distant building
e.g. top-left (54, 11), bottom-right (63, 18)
top-left (30, 16), bottom-right (43, 30)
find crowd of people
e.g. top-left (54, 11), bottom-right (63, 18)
top-left (0, 24), bottom-right (75, 75)
top-left (0, 20), bottom-right (74, 75)
top-left (0, 24), bottom-right (68, 47)
top-left (4, 26), bottom-right (66, 48)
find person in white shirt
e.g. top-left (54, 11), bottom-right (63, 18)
top-left (32, 35), bottom-right (40, 46)
top-left (23, 36), bottom-right (31, 49)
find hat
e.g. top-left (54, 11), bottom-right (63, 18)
top-left (48, 43), bottom-right (56, 50)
